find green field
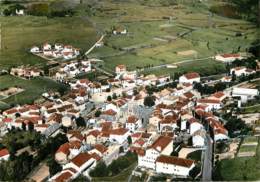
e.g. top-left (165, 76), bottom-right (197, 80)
top-left (0, 15), bottom-right (97, 70)
top-left (0, 75), bottom-right (68, 110)
top-left (214, 137), bottom-right (260, 181)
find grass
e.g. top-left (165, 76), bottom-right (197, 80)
top-left (187, 150), bottom-right (202, 162)
top-left (92, 162), bottom-right (136, 182)
top-left (239, 145), bottom-right (257, 153)
top-left (215, 137), bottom-right (260, 181)
top-left (242, 105), bottom-right (260, 114)
top-left (0, 75), bottom-right (68, 109)
top-left (243, 136), bottom-right (258, 144)
top-left (0, 16), bottom-right (97, 70)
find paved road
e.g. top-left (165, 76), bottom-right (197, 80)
top-left (202, 134), bottom-right (213, 181)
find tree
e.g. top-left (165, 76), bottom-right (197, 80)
top-left (3, 9), bottom-right (11, 16)
top-left (144, 96), bottom-right (155, 107)
top-left (28, 122), bottom-right (34, 132)
top-left (189, 164), bottom-right (201, 179)
top-left (75, 116), bottom-right (86, 128)
top-left (107, 95), bottom-right (112, 102)
top-left (112, 93), bottom-right (117, 99)
top-left (47, 157), bottom-right (62, 176)
top-left (95, 110), bottom-right (101, 117)
top-left (89, 161), bottom-right (108, 177)
top-left (127, 136), bottom-right (132, 145)
top-left (22, 122), bottom-right (26, 131)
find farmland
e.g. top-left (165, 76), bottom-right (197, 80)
top-left (0, 75), bottom-right (68, 110)
top-left (214, 136), bottom-right (260, 181)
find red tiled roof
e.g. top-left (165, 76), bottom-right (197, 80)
top-left (212, 91), bottom-right (225, 98)
top-left (127, 115), bottom-right (138, 123)
top-left (90, 152), bottom-right (102, 161)
top-left (110, 128), bottom-right (128, 135)
top-left (94, 144), bottom-right (108, 154)
top-left (184, 72), bottom-right (200, 80)
top-left (221, 53), bottom-right (240, 58)
top-left (55, 171), bottom-right (72, 182)
top-left (150, 136), bottom-right (172, 152)
top-left (71, 153), bottom-right (92, 167)
top-left (0, 148), bottom-right (9, 157)
top-left (2, 118), bottom-right (12, 123)
top-left (102, 109), bottom-right (117, 116)
top-left (56, 143), bottom-right (70, 155)
top-left (4, 108), bottom-right (18, 115)
top-left (198, 99), bottom-right (220, 104)
top-left (87, 130), bottom-right (101, 138)
top-left (156, 155), bottom-right (195, 167)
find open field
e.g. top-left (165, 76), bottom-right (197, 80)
top-left (214, 137), bottom-right (260, 181)
top-left (0, 16), bottom-right (97, 70)
top-left (0, 75), bottom-right (68, 110)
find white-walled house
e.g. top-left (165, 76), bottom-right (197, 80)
top-left (179, 72), bottom-right (200, 84)
top-left (215, 53), bottom-right (243, 63)
top-left (197, 99), bottom-right (222, 111)
top-left (138, 136), bottom-right (173, 170)
top-left (155, 155), bottom-right (195, 177)
top-left (30, 46), bottom-right (40, 53)
top-left (232, 87), bottom-right (259, 103)
top-left (230, 67), bottom-right (255, 77)
top-left (125, 115), bottom-right (142, 132)
top-left (109, 128), bottom-right (130, 144)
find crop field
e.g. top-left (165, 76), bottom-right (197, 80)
top-left (0, 16), bottom-right (97, 70)
top-left (0, 75), bottom-right (68, 110)
top-left (85, 0), bottom-right (258, 75)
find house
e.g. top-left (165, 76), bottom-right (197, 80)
top-left (55, 143), bottom-right (70, 164)
top-left (63, 152), bottom-right (97, 176)
top-left (113, 27), bottom-right (127, 35)
top-left (187, 118), bottom-right (203, 135)
top-left (0, 148), bottom-right (10, 161)
top-left (197, 99), bottom-right (222, 111)
top-left (86, 130), bottom-right (101, 145)
top-left (125, 115), bottom-right (142, 132)
top-left (115, 65), bottom-right (127, 74)
top-left (30, 46), bottom-right (40, 53)
top-left (192, 129), bottom-right (206, 147)
top-left (232, 87), bottom-right (259, 103)
top-left (230, 67), bottom-right (255, 77)
top-left (43, 43), bottom-right (52, 51)
top-left (49, 168), bottom-right (77, 182)
top-left (208, 91), bottom-right (226, 102)
top-left (215, 53), bottom-right (243, 63)
top-left (138, 135), bottom-right (173, 170)
top-left (109, 128), bottom-right (130, 144)
top-left (221, 76), bottom-right (232, 83)
top-left (15, 9), bottom-right (25, 16)
top-left (155, 155), bottom-right (195, 177)
top-left (179, 72), bottom-right (200, 84)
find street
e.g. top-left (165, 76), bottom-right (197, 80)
top-left (202, 134), bottom-right (213, 181)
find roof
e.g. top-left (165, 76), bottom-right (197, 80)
top-left (197, 99), bottom-right (220, 104)
top-left (56, 143), bottom-right (70, 155)
top-left (71, 153), bottom-right (93, 167)
top-left (55, 171), bottom-right (72, 182)
top-left (212, 91), bottom-right (225, 98)
top-left (184, 72), bottom-right (200, 80)
top-left (110, 128), bottom-right (128, 135)
top-left (149, 136), bottom-right (172, 152)
top-left (87, 130), bottom-right (101, 138)
top-left (0, 148), bottom-right (9, 157)
top-left (94, 144), bottom-right (108, 154)
top-left (116, 64), bottom-right (126, 69)
top-left (127, 115), bottom-right (138, 123)
top-left (183, 91), bottom-right (194, 99)
top-left (156, 155), bottom-right (195, 168)
top-left (102, 109), bottom-right (117, 116)
top-left (221, 53), bottom-right (240, 58)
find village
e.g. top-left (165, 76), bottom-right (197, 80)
top-left (0, 44), bottom-right (260, 181)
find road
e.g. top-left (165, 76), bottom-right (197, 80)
top-left (202, 134), bottom-right (213, 181)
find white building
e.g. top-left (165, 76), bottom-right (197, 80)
top-left (215, 53), bottom-right (243, 63)
top-left (197, 99), bottom-right (222, 111)
top-left (155, 155), bottom-right (195, 177)
top-left (138, 136), bottom-right (173, 170)
top-left (179, 72), bottom-right (200, 84)
top-left (125, 115), bottom-right (142, 132)
top-left (230, 67), bottom-right (255, 77)
top-left (232, 87), bottom-right (259, 103)
top-left (109, 128), bottom-right (130, 144)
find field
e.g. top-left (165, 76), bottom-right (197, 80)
top-left (214, 137), bottom-right (260, 181)
top-left (85, 0), bottom-right (258, 75)
top-left (0, 16), bottom-right (97, 69)
top-left (0, 75), bottom-right (68, 110)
